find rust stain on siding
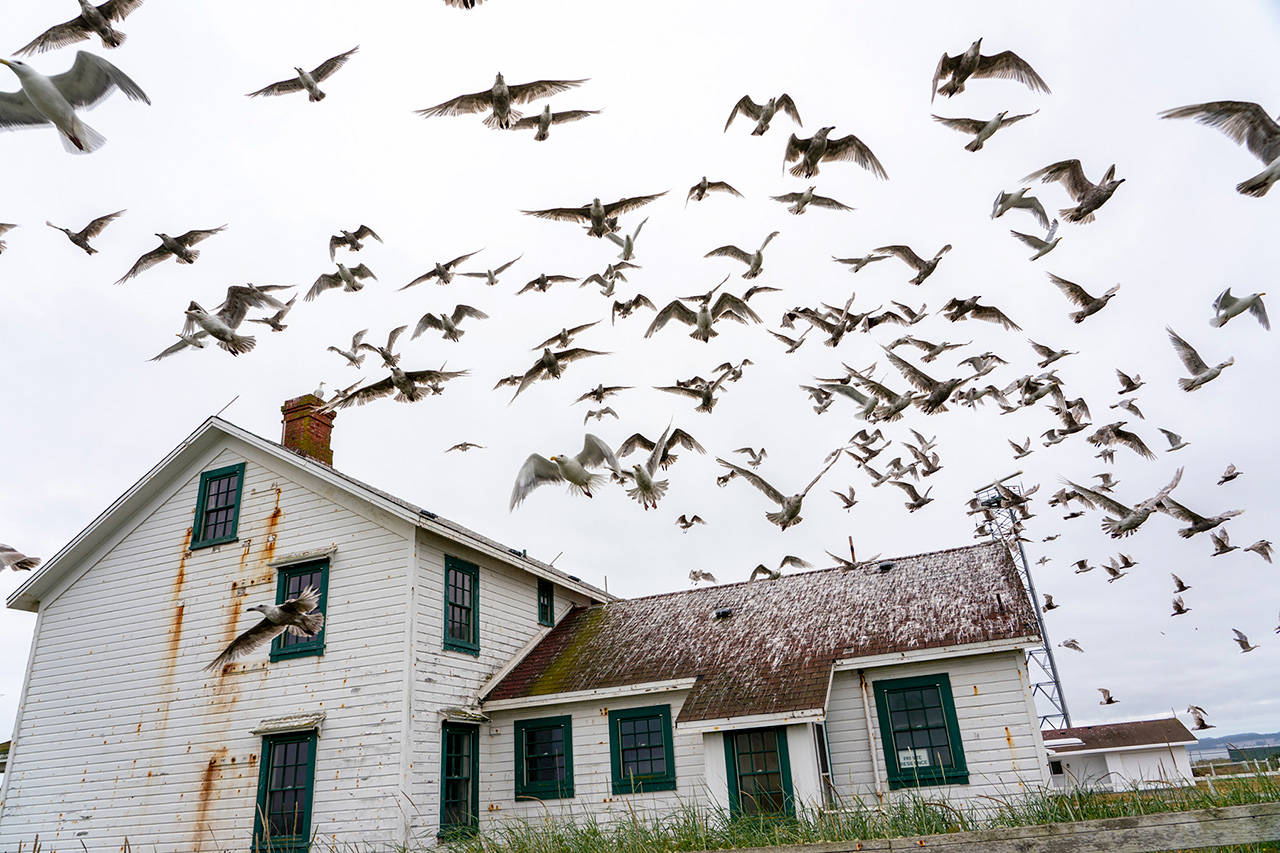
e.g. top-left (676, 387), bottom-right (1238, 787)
top-left (192, 746), bottom-right (228, 851)
top-left (257, 491), bottom-right (284, 577)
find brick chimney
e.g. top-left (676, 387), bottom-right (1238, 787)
top-left (281, 394), bottom-right (336, 466)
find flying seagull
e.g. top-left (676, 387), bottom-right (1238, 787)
top-left (724, 94), bottom-right (801, 135)
top-left (330, 365), bottom-right (469, 408)
top-left (1062, 467), bottom-right (1184, 538)
top-left (676, 514), bottom-right (706, 532)
top-left (356, 325), bottom-right (407, 369)
top-left (328, 225), bottom-right (381, 261)
top-left (326, 329), bottom-right (368, 368)
top-left (1158, 428), bottom-right (1189, 452)
top-left (1171, 596), bottom-right (1190, 616)
top-left (246, 294), bottom-right (297, 332)
top-left (931, 39), bottom-right (1050, 101)
top-left (1023, 160), bottom-right (1125, 224)
top-left (688, 568), bottom-right (716, 584)
top-left (205, 586), bottom-right (324, 671)
top-left (991, 188), bottom-right (1050, 228)
top-left (1245, 540), bottom-right (1273, 563)
top-left (1097, 688), bottom-right (1118, 705)
top-left (0, 51), bottom-right (149, 153)
top-left (932, 109), bottom-right (1037, 151)
top-left (509, 434), bottom-right (622, 509)
top-left (1157, 496), bottom-right (1242, 538)
top-left (1046, 273), bottom-right (1119, 322)
top-left (1042, 593), bottom-right (1059, 611)
top-left (522, 192), bottom-right (665, 238)
top-left (686, 176), bottom-right (743, 205)
top-left (0, 544), bottom-right (41, 572)
top-left (1210, 528), bottom-right (1238, 556)
top-left (152, 284), bottom-right (286, 360)
top-left (511, 348), bottom-right (608, 401)
top-left (1172, 573), bottom-right (1191, 593)
top-left (616, 427), bottom-right (705, 471)
top-left (518, 272), bottom-right (577, 295)
top-left (646, 288), bottom-right (761, 342)
top-left (617, 424), bottom-right (685, 510)
top-left (446, 442), bottom-right (484, 453)
top-left (1059, 639), bottom-right (1084, 653)
top-left (533, 321), bottom-right (600, 350)
top-left (416, 73), bottom-right (587, 129)
top-left (1211, 288), bottom-right (1269, 330)
top-left (115, 226), bottom-right (226, 284)
top-left (1010, 220), bottom-right (1060, 261)
top-left (46, 208), bottom-right (125, 254)
top-left (510, 104), bottom-right (598, 141)
top-left (784, 126), bottom-right (887, 179)
top-left (413, 304), bottom-right (489, 341)
top-left (1187, 706), bottom-right (1215, 731)
top-left (1231, 628), bottom-right (1259, 653)
top-left (770, 185), bottom-right (853, 215)
top-left (715, 450), bottom-right (843, 530)
top-left (307, 262), bottom-right (376, 301)
top-left (941, 296), bottom-right (1021, 331)
top-left (1218, 464), bottom-right (1241, 485)
top-left (247, 46), bottom-right (358, 102)
top-left (583, 407), bottom-right (617, 424)
top-left (401, 250), bottom-right (481, 288)
top-left (459, 254), bottom-right (521, 286)
top-left (734, 447), bottom-right (767, 468)
top-left (832, 252), bottom-right (889, 273)
top-left (876, 243), bottom-right (951, 285)
top-left (1167, 327), bottom-right (1233, 391)
top-left (1159, 101), bottom-right (1280, 197)
top-left (15, 0), bottom-right (145, 55)
top-left (705, 231), bottom-right (779, 279)
top-left (575, 384), bottom-right (631, 404)
top-left (606, 217), bottom-right (646, 260)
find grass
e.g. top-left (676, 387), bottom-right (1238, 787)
top-left (439, 774), bottom-right (1280, 853)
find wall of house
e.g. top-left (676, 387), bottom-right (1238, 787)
top-left (479, 690), bottom-right (706, 829)
top-left (699, 723), bottom-right (825, 815)
top-left (0, 441), bottom-right (415, 852)
top-left (1056, 753), bottom-right (1111, 788)
top-left (824, 650), bottom-right (1050, 808)
top-left (406, 528), bottom-right (593, 842)
top-left (1105, 747), bottom-right (1194, 788)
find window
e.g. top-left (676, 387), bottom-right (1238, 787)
top-left (813, 722), bottom-right (837, 807)
top-left (271, 559), bottom-right (329, 662)
top-left (537, 578), bottom-right (555, 627)
top-left (724, 727), bottom-right (794, 817)
top-left (253, 729), bottom-right (317, 853)
top-left (872, 673), bottom-right (969, 789)
top-left (608, 705), bottom-right (676, 794)
top-left (1050, 759), bottom-right (1064, 775)
top-left (440, 723), bottom-right (478, 838)
top-left (443, 556), bottom-right (479, 655)
top-left (191, 462), bottom-right (246, 549)
top-left (514, 715), bottom-right (574, 800)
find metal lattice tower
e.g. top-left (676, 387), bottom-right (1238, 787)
top-left (974, 474), bottom-right (1071, 730)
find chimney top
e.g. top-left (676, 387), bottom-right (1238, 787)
top-left (281, 394), bottom-right (336, 466)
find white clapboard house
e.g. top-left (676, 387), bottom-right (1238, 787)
top-left (0, 398), bottom-right (1051, 851)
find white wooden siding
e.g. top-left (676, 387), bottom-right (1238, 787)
top-left (825, 650), bottom-right (1050, 807)
top-left (0, 441), bottom-right (415, 852)
top-left (480, 690), bottom-right (706, 828)
top-left (407, 528), bottom-right (592, 839)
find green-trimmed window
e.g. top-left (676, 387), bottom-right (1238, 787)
top-left (514, 715), bottom-right (574, 799)
top-left (440, 722), bottom-right (479, 838)
top-left (191, 462), bottom-right (246, 549)
top-left (537, 578), bottom-right (554, 627)
top-left (443, 556), bottom-right (479, 655)
top-left (608, 705), bottom-right (676, 794)
top-left (253, 729), bottom-right (318, 853)
top-left (873, 673), bottom-right (969, 790)
top-left (724, 727), bottom-right (794, 817)
top-left (271, 559), bottom-right (329, 662)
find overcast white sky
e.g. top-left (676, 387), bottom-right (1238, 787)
top-left (2, 0), bottom-right (1277, 741)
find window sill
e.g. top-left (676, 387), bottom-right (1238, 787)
top-left (190, 535), bottom-right (238, 551)
top-left (443, 642), bottom-right (480, 657)
top-left (886, 770), bottom-right (970, 790)
top-left (611, 777), bottom-right (677, 795)
top-left (270, 645), bottom-right (325, 663)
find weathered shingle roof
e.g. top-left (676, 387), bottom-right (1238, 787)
top-left (484, 541), bottom-right (1040, 723)
top-left (1044, 718), bottom-right (1197, 753)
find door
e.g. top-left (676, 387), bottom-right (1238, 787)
top-left (440, 723), bottom-right (479, 836)
top-left (724, 726), bottom-right (795, 817)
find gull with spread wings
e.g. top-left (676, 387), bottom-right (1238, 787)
top-left (115, 226), bottom-right (226, 284)
top-left (205, 586), bottom-right (324, 671)
top-left (510, 104), bottom-right (599, 141)
top-left (1046, 272), bottom-right (1119, 322)
top-left (1062, 468), bottom-right (1184, 538)
top-left (724, 93), bottom-right (801, 135)
top-left (522, 192), bottom-right (665, 238)
top-left (330, 364), bottom-right (468, 408)
top-left (876, 243), bottom-right (951, 285)
top-left (46, 208), bottom-right (124, 254)
top-left (416, 72), bottom-right (586, 129)
top-left (930, 38), bottom-right (1050, 101)
top-left (306, 262), bottom-right (376, 301)
top-left (705, 231), bottom-right (779, 279)
top-left (401, 250), bottom-right (481, 288)
top-left (246, 46), bottom-right (358, 102)
top-left (1022, 159), bottom-right (1124, 224)
top-left (687, 176), bottom-right (743, 205)
top-left (329, 224), bottom-right (381, 261)
top-left (932, 109), bottom-right (1036, 151)
top-left (716, 450), bottom-right (844, 531)
top-left (15, 0), bottom-right (144, 55)
top-left (511, 347), bottom-right (608, 401)
top-left (645, 280), bottom-right (761, 342)
top-left (1160, 101), bottom-right (1280, 197)
top-left (1167, 327), bottom-right (1233, 391)
top-left (784, 126), bottom-right (887, 179)
top-left (509, 434), bottom-right (622, 509)
top-left (0, 51), bottom-right (149, 153)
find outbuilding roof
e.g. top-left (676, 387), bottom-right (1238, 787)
top-left (483, 540), bottom-right (1040, 723)
top-left (1043, 718), bottom-right (1198, 753)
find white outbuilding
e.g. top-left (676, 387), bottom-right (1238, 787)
top-left (1042, 717), bottom-right (1198, 790)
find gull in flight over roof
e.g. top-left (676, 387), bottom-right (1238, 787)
top-left (0, 51), bottom-right (149, 153)
top-left (509, 434), bottom-right (622, 509)
top-left (715, 449), bottom-right (844, 531)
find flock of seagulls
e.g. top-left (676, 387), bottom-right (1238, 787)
top-left (3, 6), bottom-right (1276, 734)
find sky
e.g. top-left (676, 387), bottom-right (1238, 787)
top-left (2, 0), bottom-right (1278, 743)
